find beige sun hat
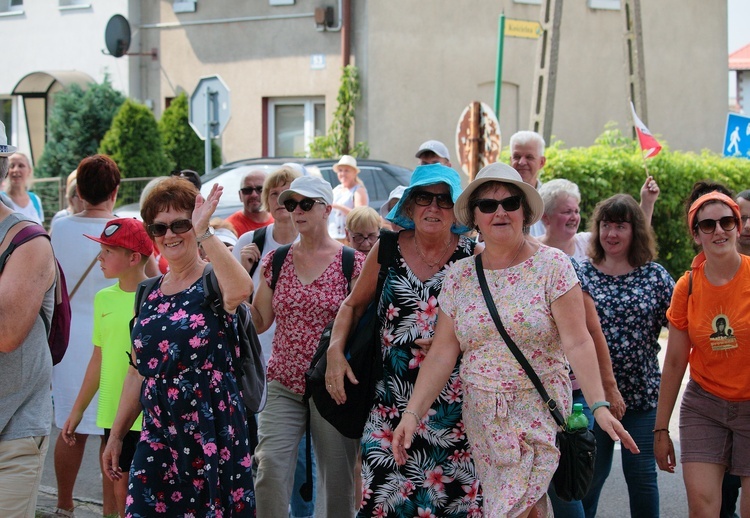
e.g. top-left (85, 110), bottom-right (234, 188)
top-left (453, 162), bottom-right (544, 228)
top-left (333, 155), bottom-right (360, 174)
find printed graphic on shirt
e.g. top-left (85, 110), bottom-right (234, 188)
top-left (709, 313), bottom-right (737, 351)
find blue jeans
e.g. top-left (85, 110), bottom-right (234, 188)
top-left (582, 407), bottom-right (659, 518)
top-left (549, 390), bottom-right (594, 518)
top-left (290, 434), bottom-right (315, 518)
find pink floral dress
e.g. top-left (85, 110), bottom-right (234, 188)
top-left (440, 246), bottom-right (578, 517)
top-left (129, 278), bottom-right (255, 517)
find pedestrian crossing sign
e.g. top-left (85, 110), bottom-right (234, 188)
top-left (724, 113), bottom-right (750, 159)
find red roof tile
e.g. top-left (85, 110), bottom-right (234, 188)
top-left (729, 43), bottom-right (750, 71)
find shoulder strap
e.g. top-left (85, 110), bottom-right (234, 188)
top-left (341, 246), bottom-right (355, 291)
top-left (377, 229), bottom-right (398, 268)
top-left (0, 223), bottom-right (49, 275)
top-left (201, 263), bottom-right (224, 315)
top-left (271, 244), bottom-right (292, 291)
top-left (688, 270), bottom-right (693, 298)
top-left (248, 226), bottom-right (268, 278)
top-left (475, 253), bottom-right (566, 429)
top-left (133, 275), bottom-right (162, 318)
top-left (30, 193), bottom-right (43, 220)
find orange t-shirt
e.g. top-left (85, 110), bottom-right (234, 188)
top-left (666, 255), bottom-right (750, 401)
top-left (226, 211), bottom-right (273, 237)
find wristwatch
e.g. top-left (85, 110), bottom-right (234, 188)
top-left (195, 226), bottom-right (215, 243)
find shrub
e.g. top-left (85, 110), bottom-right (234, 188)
top-left (99, 99), bottom-right (174, 204)
top-left (159, 92), bottom-right (221, 172)
top-left (36, 76), bottom-right (125, 179)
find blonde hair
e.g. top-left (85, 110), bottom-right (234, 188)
top-left (346, 206), bottom-right (381, 233)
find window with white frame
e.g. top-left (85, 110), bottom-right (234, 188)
top-left (0, 0), bottom-right (24, 13)
top-left (268, 98), bottom-right (325, 157)
top-left (59, 0), bottom-right (92, 8)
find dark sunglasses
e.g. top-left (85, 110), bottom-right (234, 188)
top-left (284, 198), bottom-right (326, 212)
top-left (147, 219), bottom-right (193, 237)
top-left (472, 195), bottom-right (522, 214)
top-left (695, 216), bottom-right (738, 234)
top-left (412, 191), bottom-right (454, 209)
top-left (240, 186), bottom-right (263, 195)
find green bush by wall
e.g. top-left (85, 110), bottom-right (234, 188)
top-left (159, 92), bottom-right (221, 172)
top-left (507, 127), bottom-right (750, 280)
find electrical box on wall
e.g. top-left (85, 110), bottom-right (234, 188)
top-left (173, 0), bottom-right (196, 13)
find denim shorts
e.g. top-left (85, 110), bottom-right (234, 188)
top-left (679, 379), bottom-right (750, 476)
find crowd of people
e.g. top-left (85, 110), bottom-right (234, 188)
top-left (0, 116), bottom-right (748, 518)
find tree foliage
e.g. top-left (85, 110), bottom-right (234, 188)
top-left (513, 125), bottom-right (750, 280)
top-left (159, 92), bottom-right (221, 172)
top-left (99, 99), bottom-right (174, 204)
top-left (35, 76), bottom-right (125, 179)
top-left (309, 65), bottom-right (369, 158)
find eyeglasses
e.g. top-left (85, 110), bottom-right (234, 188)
top-left (412, 191), bottom-right (454, 209)
top-left (742, 215), bottom-right (750, 225)
top-left (240, 186), bottom-right (263, 195)
top-left (283, 198), bottom-right (326, 212)
top-left (472, 196), bottom-right (522, 214)
top-left (349, 233), bottom-right (379, 245)
top-left (695, 216), bottom-right (738, 234)
top-left (147, 219), bottom-right (193, 237)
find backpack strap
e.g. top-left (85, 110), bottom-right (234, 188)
top-left (248, 226), bottom-right (268, 278)
top-left (341, 246), bottom-right (355, 292)
top-left (271, 244), bottom-right (292, 291)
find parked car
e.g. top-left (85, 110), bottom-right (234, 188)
top-left (117, 158), bottom-right (413, 220)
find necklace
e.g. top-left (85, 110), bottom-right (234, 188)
top-left (499, 239), bottom-right (525, 269)
top-left (414, 234), bottom-right (454, 268)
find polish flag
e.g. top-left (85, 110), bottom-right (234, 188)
top-left (630, 102), bottom-right (662, 158)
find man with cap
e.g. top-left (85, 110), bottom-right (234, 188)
top-left (227, 169), bottom-right (274, 237)
top-left (61, 217), bottom-right (153, 518)
top-left (415, 139), bottom-right (452, 167)
top-left (0, 120), bottom-right (57, 516)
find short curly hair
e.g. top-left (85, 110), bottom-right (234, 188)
top-left (140, 176), bottom-right (199, 226)
top-left (587, 193), bottom-right (656, 267)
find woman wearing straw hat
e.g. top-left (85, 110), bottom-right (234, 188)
top-left (391, 163), bottom-right (637, 517)
top-left (329, 155), bottom-right (369, 242)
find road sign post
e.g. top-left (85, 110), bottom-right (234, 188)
top-left (190, 75), bottom-right (231, 175)
top-left (723, 113), bottom-right (750, 159)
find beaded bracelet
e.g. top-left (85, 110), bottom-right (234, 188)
top-left (652, 428), bottom-right (670, 434)
top-left (403, 409), bottom-right (421, 426)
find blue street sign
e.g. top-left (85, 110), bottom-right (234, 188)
top-left (723, 113), bottom-right (750, 159)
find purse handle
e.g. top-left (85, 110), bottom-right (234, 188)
top-left (475, 253), bottom-right (566, 430)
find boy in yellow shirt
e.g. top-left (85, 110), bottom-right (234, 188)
top-left (61, 218), bottom-right (153, 518)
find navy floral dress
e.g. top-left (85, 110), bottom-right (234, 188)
top-left (128, 278), bottom-right (255, 517)
top-left (358, 235), bottom-right (483, 518)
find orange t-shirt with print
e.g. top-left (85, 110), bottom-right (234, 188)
top-left (666, 255), bottom-right (750, 401)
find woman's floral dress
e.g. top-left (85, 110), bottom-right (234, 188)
top-left (440, 246), bottom-right (578, 517)
top-left (358, 234), bottom-right (483, 518)
top-left (128, 277), bottom-right (255, 517)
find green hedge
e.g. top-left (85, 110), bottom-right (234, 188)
top-left (506, 127), bottom-right (750, 280)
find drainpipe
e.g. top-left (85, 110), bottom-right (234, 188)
top-left (341, 0), bottom-right (350, 66)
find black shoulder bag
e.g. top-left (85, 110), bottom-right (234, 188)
top-left (475, 253), bottom-right (596, 502)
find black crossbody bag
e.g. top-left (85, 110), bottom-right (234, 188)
top-left (475, 253), bottom-right (596, 502)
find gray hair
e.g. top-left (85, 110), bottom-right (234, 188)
top-left (0, 157), bottom-right (8, 181)
top-left (738, 189), bottom-right (750, 202)
top-left (510, 131), bottom-right (545, 156)
top-left (539, 178), bottom-right (581, 215)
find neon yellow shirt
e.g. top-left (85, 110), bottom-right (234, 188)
top-left (93, 282), bottom-right (142, 431)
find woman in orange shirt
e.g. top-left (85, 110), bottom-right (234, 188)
top-left (655, 191), bottom-right (750, 517)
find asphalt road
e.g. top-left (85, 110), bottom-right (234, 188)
top-left (35, 333), bottom-right (699, 517)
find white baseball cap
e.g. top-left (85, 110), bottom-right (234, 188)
top-left (0, 121), bottom-right (17, 157)
top-left (278, 176), bottom-right (334, 205)
top-left (415, 140), bottom-right (450, 161)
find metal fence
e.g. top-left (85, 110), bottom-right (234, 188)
top-left (31, 176), bottom-right (159, 229)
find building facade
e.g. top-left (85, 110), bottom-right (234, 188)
top-left (2, 0), bottom-right (729, 170)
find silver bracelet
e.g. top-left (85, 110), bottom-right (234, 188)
top-left (403, 409), bottom-right (422, 425)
